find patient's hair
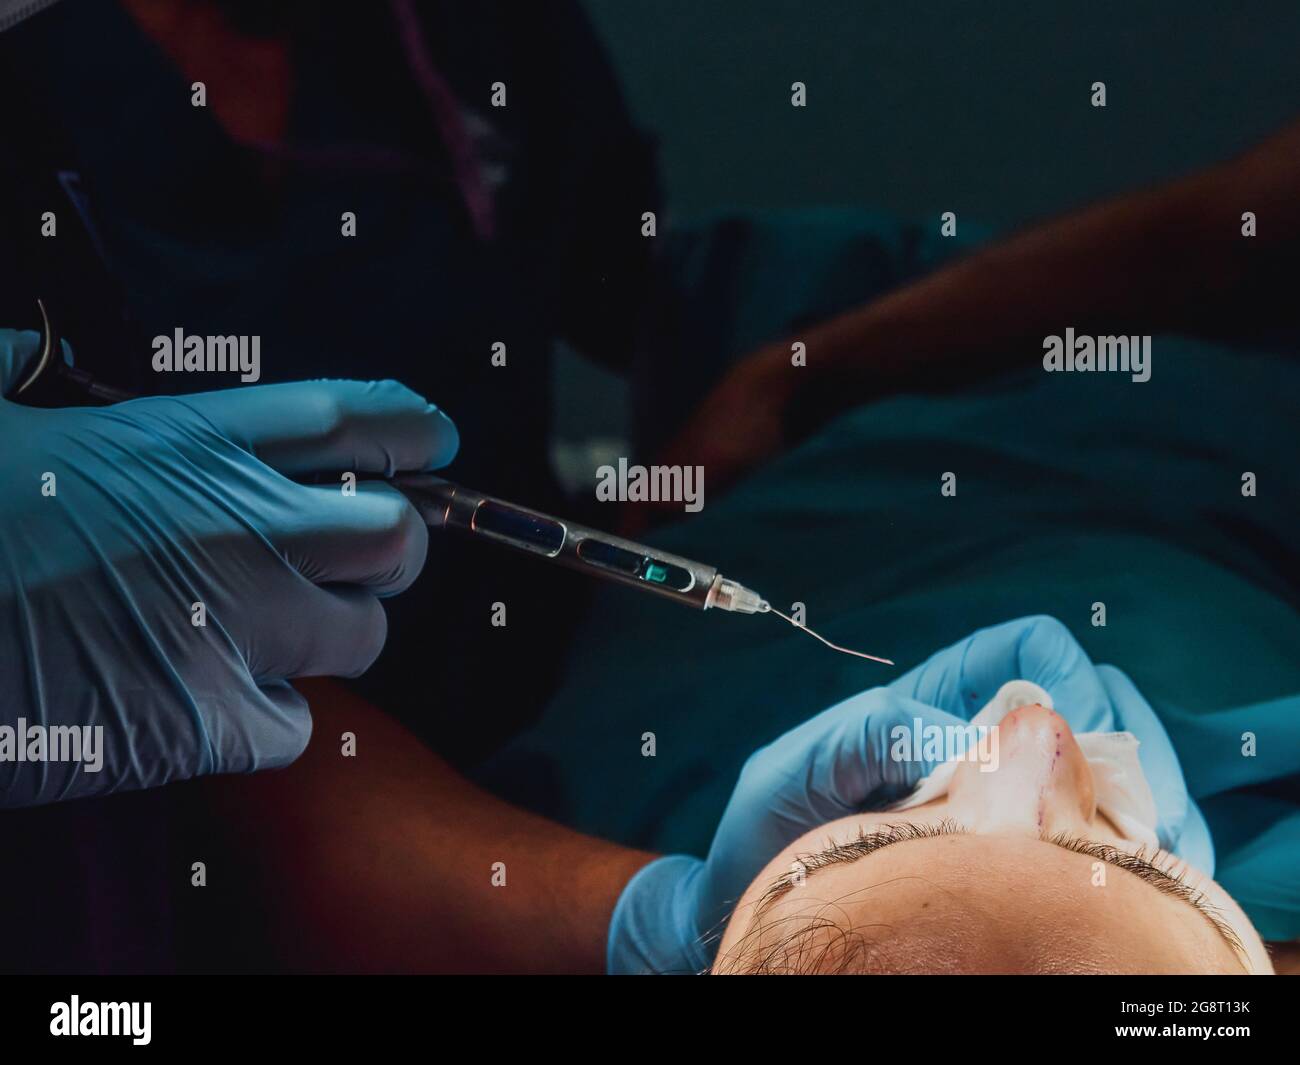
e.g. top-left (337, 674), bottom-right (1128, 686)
top-left (715, 916), bottom-right (905, 975)
top-left (713, 822), bottom-right (959, 974)
top-left (711, 819), bottom-right (1244, 974)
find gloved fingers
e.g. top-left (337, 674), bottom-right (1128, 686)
top-left (890, 615), bottom-right (1114, 731)
top-left (1094, 663), bottom-right (1191, 827)
top-left (607, 855), bottom-right (712, 975)
top-left (0, 329), bottom-right (43, 398)
top-left (701, 690), bottom-right (969, 932)
top-left (165, 378), bottom-right (459, 477)
top-left (244, 582), bottom-right (387, 683)
top-left (734, 688), bottom-right (969, 838)
top-left (1093, 663), bottom-right (1156, 718)
top-left (206, 679), bottom-right (314, 774)
top-left (0, 330), bottom-right (76, 400)
top-left (274, 481), bottom-right (429, 597)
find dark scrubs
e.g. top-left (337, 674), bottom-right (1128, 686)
top-left (0, 0), bottom-right (659, 760)
top-left (0, 0), bottom-right (657, 972)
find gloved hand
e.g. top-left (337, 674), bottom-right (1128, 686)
top-left (606, 614), bottom-right (1118, 973)
top-left (0, 329), bottom-right (458, 806)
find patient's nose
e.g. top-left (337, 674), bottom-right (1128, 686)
top-left (948, 703), bottom-right (1096, 838)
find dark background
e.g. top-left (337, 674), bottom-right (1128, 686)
top-left (556, 1), bottom-right (1300, 441)
top-left (585, 0), bottom-right (1300, 226)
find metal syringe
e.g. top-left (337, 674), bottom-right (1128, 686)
top-left (393, 474), bottom-right (770, 614)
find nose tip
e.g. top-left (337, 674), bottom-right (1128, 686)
top-left (1004, 701), bottom-right (1058, 719)
top-left (951, 701), bottom-right (1097, 835)
top-left (1000, 702), bottom-right (1071, 745)
top-left (997, 704), bottom-right (1086, 780)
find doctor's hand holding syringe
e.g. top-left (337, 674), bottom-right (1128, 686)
top-left (0, 329), bottom-right (459, 806)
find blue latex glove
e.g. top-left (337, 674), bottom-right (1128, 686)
top-left (896, 617), bottom-right (1211, 869)
top-left (606, 614), bottom-right (1128, 974)
top-left (0, 330), bottom-right (458, 806)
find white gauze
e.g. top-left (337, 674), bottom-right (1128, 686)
top-left (893, 680), bottom-right (1160, 849)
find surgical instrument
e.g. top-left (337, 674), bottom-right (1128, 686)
top-left (394, 473), bottom-right (769, 614)
top-left (13, 301), bottom-right (892, 655)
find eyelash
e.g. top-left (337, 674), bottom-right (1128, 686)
top-left (758, 819), bottom-right (1244, 956)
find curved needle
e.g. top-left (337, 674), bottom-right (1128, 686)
top-left (766, 605), bottom-right (894, 665)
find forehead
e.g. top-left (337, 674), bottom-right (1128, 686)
top-left (717, 832), bottom-right (1239, 974)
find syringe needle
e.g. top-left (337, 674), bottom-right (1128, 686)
top-left (766, 606), bottom-right (894, 665)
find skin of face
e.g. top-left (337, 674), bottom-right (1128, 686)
top-left (715, 704), bottom-right (1272, 975)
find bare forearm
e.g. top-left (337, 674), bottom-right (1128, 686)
top-left (777, 121), bottom-right (1300, 424)
top-left (202, 679), bottom-right (655, 973)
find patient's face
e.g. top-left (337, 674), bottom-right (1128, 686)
top-left (715, 704), bottom-right (1271, 974)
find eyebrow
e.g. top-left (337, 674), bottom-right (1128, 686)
top-left (752, 819), bottom-right (1245, 959)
